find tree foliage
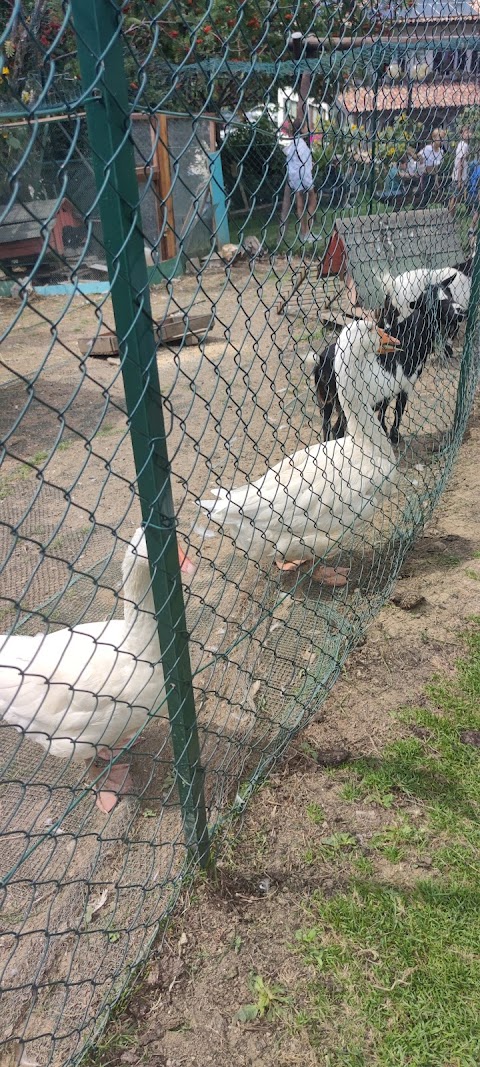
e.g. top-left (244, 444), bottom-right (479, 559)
top-left (220, 116), bottom-right (286, 207)
top-left (1, 1), bottom-right (376, 113)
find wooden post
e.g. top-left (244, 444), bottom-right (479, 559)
top-left (156, 114), bottom-right (177, 260)
top-left (296, 71), bottom-right (312, 129)
top-left (291, 32), bottom-right (312, 129)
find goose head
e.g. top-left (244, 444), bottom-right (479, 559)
top-left (336, 317), bottom-right (399, 370)
top-left (123, 528), bottom-right (195, 582)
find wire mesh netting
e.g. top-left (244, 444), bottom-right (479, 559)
top-left (1, 0), bottom-right (480, 1063)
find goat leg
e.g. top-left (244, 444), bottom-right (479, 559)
top-left (322, 398), bottom-right (334, 441)
top-left (390, 390), bottom-right (408, 444)
top-left (376, 399), bottom-right (390, 439)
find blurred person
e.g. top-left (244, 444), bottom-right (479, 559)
top-left (467, 154), bottom-right (480, 251)
top-left (380, 156), bottom-right (405, 204)
top-left (284, 118), bottom-right (318, 243)
top-left (418, 129), bottom-right (444, 206)
top-left (449, 127), bottom-right (471, 215)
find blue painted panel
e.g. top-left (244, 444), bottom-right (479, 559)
top-left (208, 151), bottom-right (230, 248)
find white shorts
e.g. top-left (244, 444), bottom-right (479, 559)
top-left (290, 181), bottom-right (314, 194)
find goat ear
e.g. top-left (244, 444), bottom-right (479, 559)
top-left (441, 272), bottom-right (458, 288)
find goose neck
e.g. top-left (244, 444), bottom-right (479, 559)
top-left (122, 561), bottom-right (158, 652)
top-left (337, 354), bottom-right (385, 448)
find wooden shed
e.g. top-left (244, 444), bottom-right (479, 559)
top-left (321, 207), bottom-right (467, 309)
top-left (0, 198), bottom-right (84, 265)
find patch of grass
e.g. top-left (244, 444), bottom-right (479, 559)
top-left (96, 422), bottom-right (119, 438)
top-left (90, 1022), bottom-right (138, 1062)
top-left (294, 621), bottom-right (480, 1066)
top-left (370, 819), bottom-right (425, 864)
top-left (32, 449), bottom-right (49, 465)
top-left (438, 552), bottom-right (461, 567)
top-left (305, 831), bottom-right (357, 865)
top-left (340, 781), bottom-right (363, 803)
top-left (352, 855), bottom-right (375, 877)
top-left (49, 533), bottom-right (68, 552)
top-left (306, 801), bottom-right (325, 825)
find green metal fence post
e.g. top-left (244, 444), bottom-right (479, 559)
top-left (368, 61), bottom-right (381, 215)
top-left (452, 228), bottom-right (480, 437)
top-left (69, 0), bottom-right (210, 867)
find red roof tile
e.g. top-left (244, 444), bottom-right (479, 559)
top-left (338, 80), bottom-right (480, 113)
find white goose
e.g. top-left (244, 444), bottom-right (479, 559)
top-left (0, 529), bottom-right (194, 813)
top-left (201, 319), bottom-right (399, 586)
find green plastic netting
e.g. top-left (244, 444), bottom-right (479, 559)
top-left (0, 1), bottom-right (479, 1063)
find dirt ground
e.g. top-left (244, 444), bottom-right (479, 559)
top-left (96, 391), bottom-right (480, 1067)
top-left (0, 258), bottom-right (477, 1065)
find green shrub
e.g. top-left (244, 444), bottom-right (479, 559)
top-left (220, 116), bottom-right (286, 209)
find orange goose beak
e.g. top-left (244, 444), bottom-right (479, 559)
top-left (178, 546), bottom-right (196, 575)
top-left (376, 326), bottom-right (400, 355)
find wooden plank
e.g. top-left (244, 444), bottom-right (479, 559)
top-left (159, 311), bottom-right (210, 342)
top-left (79, 333), bottom-right (119, 357)
top-left (81, 318), bottom-right (212, 355)
top-left (0, 222), bottom-right (51, 244)
top-left (0, 199), bottom-right (60, 225)
top-left (0, 237), bottom-right (44, 258)
top-left (157, 114), bottom-right (177, 261)
top-left (135, 164), bottom-right (158, 180)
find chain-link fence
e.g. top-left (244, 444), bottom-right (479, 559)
top-left (1, 1), bottom-right (479, 1063)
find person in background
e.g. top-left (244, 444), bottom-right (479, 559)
top-left (405, 145), bottom-right (423, 180)
top-left (467, 154), bottom-right (480, 251)
top-left (380, 155), bottom-right (406, 204)
top-left (449, 127), bottom-right (471, 215)
top-left (417, 129), bottom-right (444, 205)
top-left (284, 118), bottom-right (318, 243)
top-left (403, 145), bottom-right (424, 201)
top-left (343, 159), bottom-right (359, 207)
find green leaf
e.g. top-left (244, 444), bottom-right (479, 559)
top-left (235, 1003), bottom-right (259, 1023)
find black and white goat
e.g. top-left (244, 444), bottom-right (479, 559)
top-left (380, 267), bottom-right (470, 324)
top-left (306, 278), bottom-right (464, 444)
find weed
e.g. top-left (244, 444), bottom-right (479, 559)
top-left (306, 801), bottom-right (325, 825)
top-left (297, 740), bottom-right (319, 761)
top-left (32, 449), bottom-right (49, 465)
top-left (352, 855), bottom-right (375, 877)
top-left (340, 781), bottom-right (363, 802)
top-left (319, 832), bottom-right (357, 855)
top-left (235, 973), bottom-right (289, 1022)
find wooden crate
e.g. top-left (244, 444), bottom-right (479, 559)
top-left (79, 333), bottom-right (119, 357)
top-left (80, 311), bottom-right (212, 358)
top-left (158, 311), bottom-right (211, 344)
